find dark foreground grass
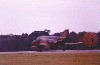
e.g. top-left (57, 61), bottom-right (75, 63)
top-left (0, 53), bottom-right (100, 65)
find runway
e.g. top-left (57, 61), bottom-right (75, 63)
top-left (0, 50), bottom-right (100, 54)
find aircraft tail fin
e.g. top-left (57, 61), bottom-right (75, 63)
top-left (59, 29), bottom-right (69, 38)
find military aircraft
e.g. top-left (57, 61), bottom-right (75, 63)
top-left (31, 29), bottom-right (69, 52)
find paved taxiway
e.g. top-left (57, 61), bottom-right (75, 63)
top-left (0, 50), bottom-right (100, 54)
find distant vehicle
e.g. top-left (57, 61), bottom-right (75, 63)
top-left (31, 29), bottom-right (69, 52)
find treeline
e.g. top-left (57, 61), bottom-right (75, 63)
top-left (54, 31), bottom-right (100, 49)
top-left (0, 30), bottom-right (100, 51)
top-left (0, 30), bottom-right (50, 52)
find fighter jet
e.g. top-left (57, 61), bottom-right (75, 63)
top-left (31, 29), bottom-right (69, 52)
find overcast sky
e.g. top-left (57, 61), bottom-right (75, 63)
top-left (0, 0), bottom-right (100, 35)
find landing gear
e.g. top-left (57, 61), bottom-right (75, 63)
top-left (37, 50), bottom-right (43, 52)
top-left (37, 45), bottom-right (44, 52)
top-left (63, 49), bottom-right (65, 51)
